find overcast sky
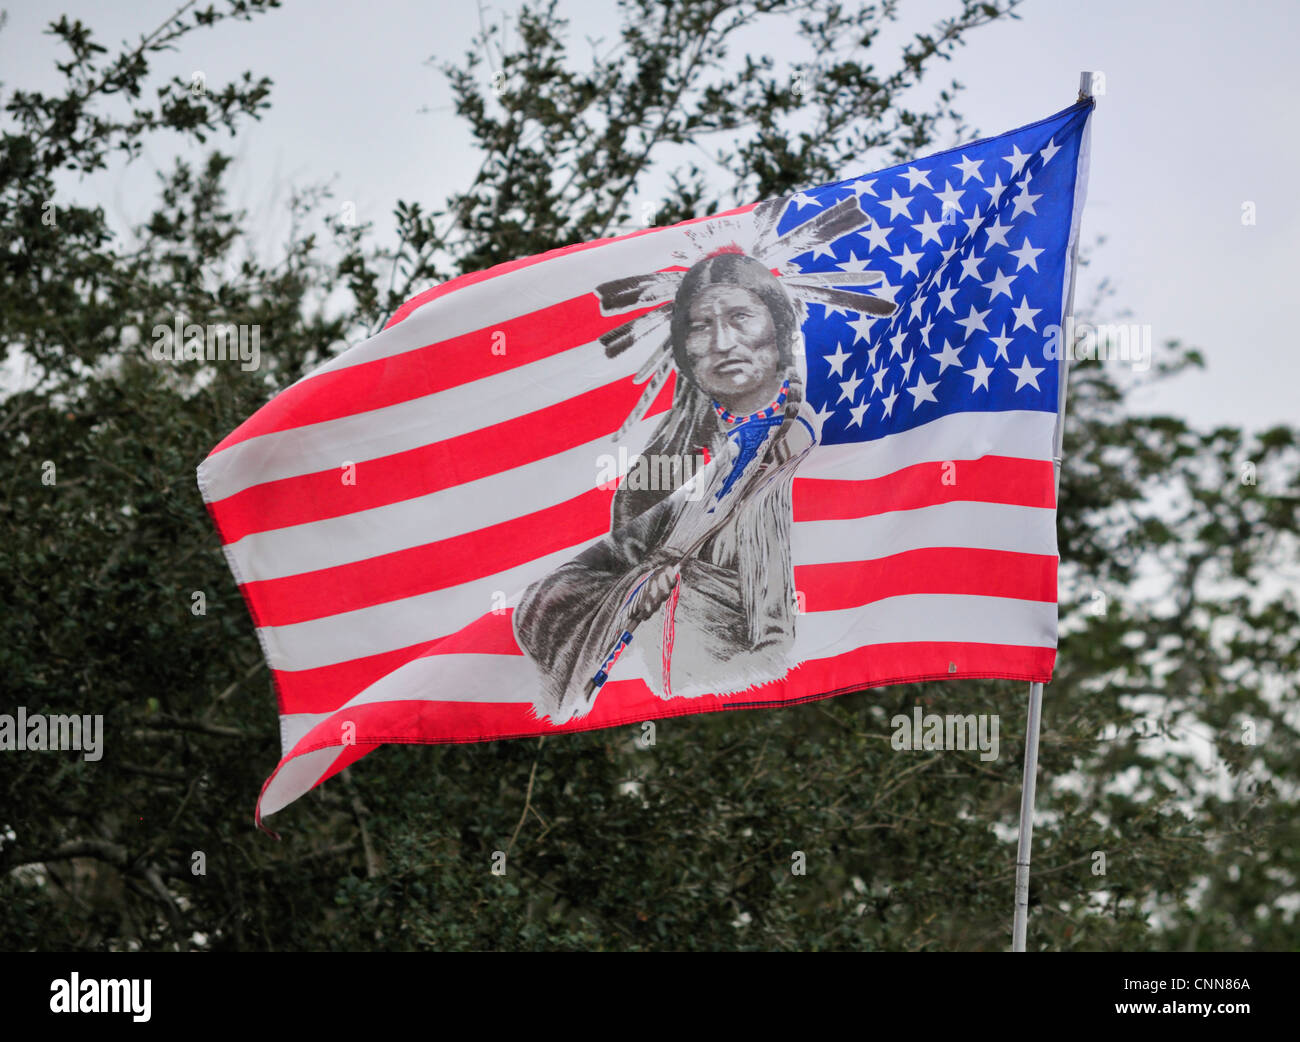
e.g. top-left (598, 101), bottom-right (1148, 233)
top-left (2, 0), bottom-right (1294, 431)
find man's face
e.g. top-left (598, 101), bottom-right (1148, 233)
top-left (684, 285), bottom-right (782, 412)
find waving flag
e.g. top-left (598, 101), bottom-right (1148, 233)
top-left (198, 99), bottom-right (1093, 827)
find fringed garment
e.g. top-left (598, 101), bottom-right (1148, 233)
top-left (513, 377), bottom-right (818, 724)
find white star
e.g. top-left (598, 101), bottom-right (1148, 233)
top-left (959, 252), bottom-right (986, 282)
top-left (888, 329), bottom-right (909, 358)
top-left (847, 312), bottom-right (877, 344)
top-left (873, 361), bottom-right (894, 394)
top-left (810, 399), bottom-right (836, 428)
top-left (1004, 143), bottom-right (1032, 178)
top-left (935, 283), bottom-right (958, 315)
top-left (983, 216), bottom-right (1013, 249)
top-left (1039, 138), bottom-right (1061, 166)
top-left (913, 268), bottom-right (937, 300)
top-left (989, 324), bottom-right (1014, 362)
top-left (907, 373), bottom-right (940, 407)
top-left (935, 180), bottom-right (965, 215)
top-left (900, 351), bottom-right (917, 383)
top-left (1010, 185), bottom-right (1041, 219)
top-left (918, 316), bottom-right (936, 349)
top-left (862, 220), bottom-right (894, 253)
top-left (851, 177), bottom-right (878, 197)
top-left (907, 296), bottom-right (926, 325)
top-left (868, 278), bottom-right (901, 304)
top-left (790, 190), bottom-right (821, 211)
top-left (866, 342), bottom-right (882, 368)
top-left (891, 243), bottom-right (923, 278)
top-left (900, 165), bottom-right (933, 190)
top-left (879, 188), bottom-right (914, 221)
top-left (823, 342), bottom-right (851, 377)
top-left (840, 250), bottom-right (874, 273)
top-left (962, 205), bottom-right (985, 241)
top-left (838, 370), bottom-right (864, 404)
top-left (954, 154), bottom-right (985, 184)
top-left (881, 385), bottom-right (900, 418)
top-left (1009, 354), bottom-right (1045, 391)
top-left (913, 210), bottom-right (945, 246)
top-left (810, 237), bottom-right (839, 260)
top-left (955, 303), bottom-right (991, 338)
top-left (931, 337), bottom-right (964, 374)
top-left (847, 400), bottom-right (871, 427)
top-left (1008, 236), bottom-right (1045, 272)
top-left (983, 174), bottom-right (1009, 208)
top-left (966, 354), bottom-right (994, 391)
top-left (1011, 296), bottom-right (1041, 332)
top-left (982, 266), bottom-right (1017, 301)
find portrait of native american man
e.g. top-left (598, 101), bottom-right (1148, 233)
top-left (512, 194), bottom-right (897, 724)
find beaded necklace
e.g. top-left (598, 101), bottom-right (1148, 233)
top-left (709, 378), bottom-right (791, 505)
top-left (711, 378), bottom-right (790, 425)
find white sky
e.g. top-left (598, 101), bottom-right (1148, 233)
top-left (1, 0), bottom-right (1295, 430)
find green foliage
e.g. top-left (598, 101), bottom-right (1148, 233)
top-left (1, 0), bottom-right (1296, 952)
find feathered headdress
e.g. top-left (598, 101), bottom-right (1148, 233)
top-left (594, 193), bottom-right (897, 437)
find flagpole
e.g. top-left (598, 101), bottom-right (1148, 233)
top-left (1010, 70), bottom-right (1095, 953)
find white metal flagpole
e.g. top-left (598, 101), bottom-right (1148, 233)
top-left (1010, 70), bottom-right (1095, 953)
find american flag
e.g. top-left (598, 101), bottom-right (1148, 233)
top-left (198, 100), bottom-right (1093, 827)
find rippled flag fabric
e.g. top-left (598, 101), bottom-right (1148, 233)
top-left (198, 99), bottom-right (1093, 828)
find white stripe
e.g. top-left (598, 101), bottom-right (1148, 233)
top-left (795, 592), bottom-right (1056, 656)
top-left (280, 712), bottom-right (331, 755)
top-left (793, 501), bottom-right (1057, 564)
top-left (259, 745), bottom-right (348, 820)
top-left (801, 409), bottom-right (1055, 481)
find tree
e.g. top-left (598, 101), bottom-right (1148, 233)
top-left (2, 0), bottom-right (1296, 952)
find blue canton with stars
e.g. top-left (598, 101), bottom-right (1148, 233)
top-left (783, 101), bottom-right (1092, 445)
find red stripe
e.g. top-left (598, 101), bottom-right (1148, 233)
top-left (244, 487), bottom-right (615, 627)
top-left (382, 204), bottom-right (758, 330)
top-left (276, 643), bottom-right (436, 716)
top-left (793, 455), bottom-right (1055, 521)
top-left (211, 296), bottom-right (656, 455)
top-left (275, 610), bottom-right (522, 715)
top-left (208, 373), bottom-right (675, 544)
top-left (794, 547), bottom-right (1056, 612)
top-left (258, 637), bottom-right (1054, 823)
top-left (272, 639), bottom-right (1054, 761)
